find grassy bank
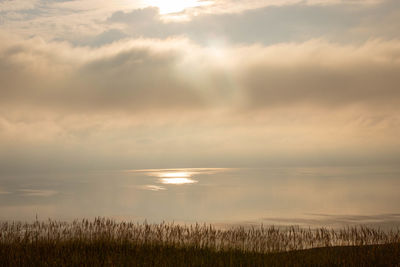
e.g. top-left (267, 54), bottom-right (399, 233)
top-left (1, 218), bottom-right (399, 266)
top-left (1, 242), bottom-right (400, 266)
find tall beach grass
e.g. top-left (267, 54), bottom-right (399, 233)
top-left (1, 218), bottom-right (399, 266)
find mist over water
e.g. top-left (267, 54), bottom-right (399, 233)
top-left (1, 166), bottom-right (399, 228)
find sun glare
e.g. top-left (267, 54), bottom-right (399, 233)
top-left (157, 171), bottom-right (198, 184)
top-left (159, 172), bottom-right (191, 178)
top-left (160, 177), bottom-right (198, 185)
top-left (144, 0), bottom-right (211, 14)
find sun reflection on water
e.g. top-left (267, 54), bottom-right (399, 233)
top-left (129, 168), bottom-right (229, 188)
top-left (159, 172), bottom-right (191, 178)
top-left (157, 171), bottom-right (197, 184)
top-left (159, 177), bottom-right (197, 185)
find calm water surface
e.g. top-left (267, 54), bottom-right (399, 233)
top-left (1, 167), bottom-right (400, 228)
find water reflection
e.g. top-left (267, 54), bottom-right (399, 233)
top-left (132, 168), bottom-right (228, 187)
top-left (140, 185), bottom-right (166, 191)
top-left (158, 172), bottom-right (192, 178)
top-left (18, 189), bottom-right (58, 197)
top-left (0, 167), bottom-right (399, 228)
top-left (160, 177), bottom-right (197, 185)
top-left (157, 171), bottom-right (198, 185)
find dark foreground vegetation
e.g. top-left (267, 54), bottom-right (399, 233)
top-left (1, 218), bottom-right (399, 266)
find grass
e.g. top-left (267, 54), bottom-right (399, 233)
top-left (1, 218), bottom-right (399, 266)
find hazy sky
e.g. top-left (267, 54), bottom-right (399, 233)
top-left (1, 0), bottom-right (400, 173)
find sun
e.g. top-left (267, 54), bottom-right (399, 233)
top-left (144, 0), bottom-right (211, 14)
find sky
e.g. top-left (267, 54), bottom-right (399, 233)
top-left (1, 0), bottom-right (400, 174)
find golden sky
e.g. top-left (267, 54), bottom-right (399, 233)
top-left (1, 0), bottom-right (400, 173)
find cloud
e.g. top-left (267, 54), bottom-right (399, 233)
top-left (236, 40), bottom-right (400, 109)
top-left (179, 0), bottom-right (384, 16)
top-left (0, 36), bottom-right (207, 113)
top-left (1, 0), bottom-right (398, 47)
top-left (1, 36), bottom-right (400, 113)
top-left (0, 0), bottom-right (138, 43)
top-left (1, 36), bottom-right (400, 172)
top-left (0, 0), bottom-right (38, 12)
top-left (94, 0), bottom-right (400, 48)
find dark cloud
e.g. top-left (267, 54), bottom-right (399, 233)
top-left (0, 39), bottom-right (206, 113)
top-left (82, 29), bottom-right (128, 47)
top-left (240, 57), bottom-right (400, 108)
top-left (65, 48), bottom-right (205, 112)
top-left (1, 37), bottom-right (400, 113)
top-left (109, 7), bottom-right (160, 24)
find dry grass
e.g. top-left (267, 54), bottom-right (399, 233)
top-left (1, 218), bottom-right (399, 266)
